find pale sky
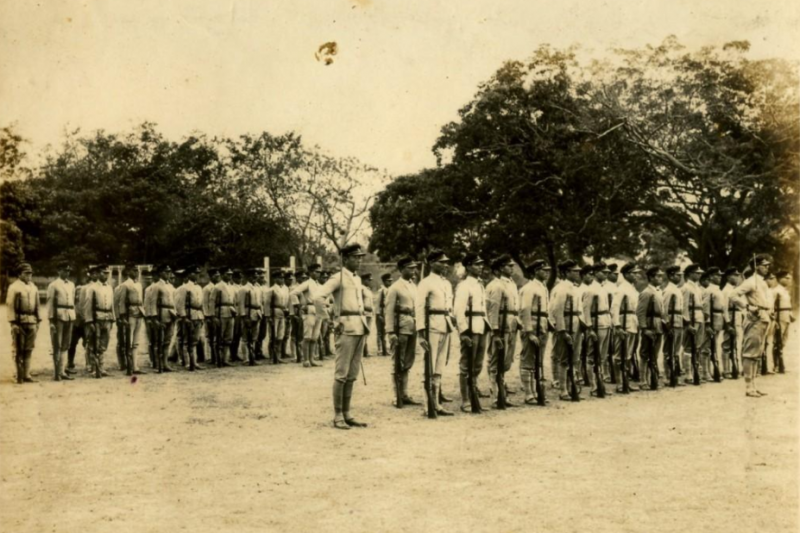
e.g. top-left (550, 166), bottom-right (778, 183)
top-left (2, 0), bottom-right (798, 177)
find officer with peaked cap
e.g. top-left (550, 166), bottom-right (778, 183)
top-left (203, 268), bottom-right (221, 365)
top-left (660, 265), bottom-right (685, 386)
top-left (721, 267), bottom-right (744, 377)
top-left (732, 255), bottom-right (772, 396)
top-left (549, 260), bottom-right (583, 400)
top-left (611, 262), bottom-right (642, 390)
top-left (6, 263), bottom-right (41, 383)
top-left (82, 264), bottom-right (116, 378)
top-left (485, 254), bottom-right (521, 407)
top-left (47, 262), bottom-right (76, 381)
top-left (289, 263), bottom-right (324, 368)
top-left (113, 263), bottom-right (148, 376)
top-left (518, 259), bottom-right (551, 404)
top-left (315, 243), bottom-right (370, 429)
top-left (386, 256), bottom-right (422, 407)
top-left (681, 264), bottom-right (706, 385)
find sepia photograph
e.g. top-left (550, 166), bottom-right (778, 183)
top-left (1, 1), bottom-right (798, 532)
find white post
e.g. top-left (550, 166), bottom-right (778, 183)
top-left (264, 257), bottom-right (270, 287)
top-left (290, 256), bottom-right (296, 271)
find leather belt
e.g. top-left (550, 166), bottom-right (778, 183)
top-left (96, 307), bottom-right (113, 312)
top-left (591, 310), bottom-right (610, 315)
top-left (56, 304), bottom-right (75, 309)
top-left (364, 307), bottom-right (373, 313)
top-left (466, 311), bottom-right (485, 316)
top-left (428, 309), bottom-right (449, 315)
top-left (501, 310), bottom-right (519, 316)
top-left (531, 312), bottom-right (548, 317)
top-left (219, 303), bottom-right (235, 307)
top-left (340, 310), bottom-right (363, 317)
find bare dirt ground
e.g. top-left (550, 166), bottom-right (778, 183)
top-left (1, 309), bottom-right (797, 533)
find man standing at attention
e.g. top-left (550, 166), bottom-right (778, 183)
top-left (47, 262), bottom-right (76, 381)
top-left (315, 244), bottom-right (370, 430)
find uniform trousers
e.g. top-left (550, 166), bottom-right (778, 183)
top-left (50, 319), bottom-right (73, 360)
top-left (334, 334), bottom-right (366, 383)
top-left (585, 328), bottom-right (610, 377)
top-left (662, 328), bottom-right (684, 376)
top-left (393, 333), bottom-right (417, 373)
top-left (459, 332), bottom-right (487, 377)
top-left (741, 315), bottom-right (768, 361)
top-left (425, 331), bottom-right (450, 376)
top-left (555, 332), bottom-right (579, 367)
top-left (519, 331), bottom-right (547, 373)
top-left (302, 314), bottom-right (321, 341)
top-left (682, 323), bottom-right (706, 376)
top-left (488, 328), bottom-right (516, 375)
top-left (722, 327), bottom-right (743, 373)
top-left (85, 321), bottom-right (112, 369)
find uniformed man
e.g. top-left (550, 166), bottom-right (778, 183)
top-left (315, 243), bottom-right (370, 430)
top-left (255, 270), bottom-right (269, 361)
top-left (230, 270), bottom-right (245, 362)
top-left (83, 264), bottom-right (115, 378)
top-left (113, 263), bottom-right (147, 376)
top-left (235, 268), bottom-right (262, 366)
top-left (486, 254), bottom-right (519, 407)
top-left (519, 259), bottom-right (551, 405)
top-left (681, 264), bottom-right (706, 385)
top-left (386, 257), bottom-right (421, 408)
top-left (732, 255), bottom-right (772, 397)
top-left (637, 266), bottom-right (665, 390)
top-left (701, 267), bottom-right (728, 381)
top-left (203, 268), bottom-right (220, 366)
top-left (583, 262), bottom-right (612, 394)
top-left (47, 262), bottom-right (76, 381)
top-left (773, 270), bottom-right (794, 372)
top-left (176, 266), bottom-right (205, 371)
top-left (317, 270), bottom-right (333, 359)
top-left (143, 269), bottom-right (160, 370)
top-left (360, 273), bottom-right (375, 358)
top-left (376, 273), bottom-right (392, 357)
top-left (289, 263), bottom-right (324, 368)
top-left (66, 267), bottom-right (88, 374)
top-left (416, 249), bottom-right (455, 416)
top-left (722, 267), bottom-right (744, 378)
top-left (661, 265), bottom-right (685, 386)
top-left (452, 253), bottom-right (489, 412)
top-left (284, 271), bottom-right (297, 361)
top-left (550, 260), bottom-right (582, 400)
top-left (167, 269), bottom-right (183, 365)
top-left (763, 272), bottom-right (779, 373)
top-left (575, 265), bottom-right (594, 383)
top-left (7, 263), bottom-right (41, 384)
top-left (611, 262), bottom-right (641, 390)
top-left (144, 264), bottom-right (177, 373)
top-left (213, 267), bottom-right (236, 367)
top-left (267, 270), bottom-right (290, 363)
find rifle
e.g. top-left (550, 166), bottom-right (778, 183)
top-left (630, 334), bottom-right (640, 382)
top-left (591, 295), bottom-right (606, 398)
top-left (729, 304), bottom-right (739, 379)
top-left (580, 322), bottom-right (590, 387)
top-left (709, 294), bottom-right (721, 383)
top-left (645, 295), bottom-right (659, 390)
top-left (689, 293), bottom-right (700, 385)
top-left (533, 296), bottom-right (546, 405)
top-left (423, 294), bottom-right (437, 418)
top-left (619, 295), bottom-right (631, 393)
top-left (495, 294), bottom-right (508, 410)
top-left (393, 297), bottom-right (403, 409)
top-left (377, 290), bottom-right (386, 356)
top-left (774, 295), bottom-right (785, 374)
top-left (607, 293), bottom-right (617, 385)
top-left (122, 287), bottom-right (132, 375)
top-left (13, 292), bottom-right (24, 383)
top-left (156, 288), bottom-right (165, 373)
top-left (92, 289), bottom-right (101, 378)
top-left (666, 294), bottom-right (678, 387)
top-left (566, 294), bottom-right (580, 401)
top-left (466, 297), bottom-right (482, 412)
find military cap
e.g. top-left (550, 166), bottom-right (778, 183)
top-left (646, 266), bottom-right (663, 278)
top-left (723, 267), bottom-right (740, 278)
top-left (620, 262), bottom-right (641, 275)
top-left (750, 254), bottom-right (771, 267)
top-left (98, 264), bottom-right (111, 274)
top-left (461, 253), bottom-right (483, 268)
top-left (607, 263), bottom-right (618, 273)
top-left (592, 261), bottom-right (609, 273)
top-left (341, 243), bottom-right (367, 257)
top-left (307, 263), bottom-right (321, 272)
top-left (17, 262), bottom-right (33, 274)
top-left (706, 266), bottom-right (722, 277)
top-left (158, 264), bottom-right (173, 274)
top-left (397, 256), bottom-right (419, 270)
top-left (294, 268), bottom-right (307, 276)
top-left (174, 268), bottom-right (186, 276)
top-left (56, 261), bottom-right (72, 271)
top-left (381, 272), bottom-right (392, 281)
top-left (558, 259), bottom-right (579, 272)
top-left (141, 269), bottom-right (153, 277)
top-left (665, 265), bottom-right (682, 276)
top-left (700, 271), bottom-right (710, 282)
top-left (270, 269), bottom-right (284, 278)
top-left (427, 249), bottom-right (450, 264)
top-left (683, 264), bottom-right (703, 275)
top-left (490, 254), bottom-right (512, 270)
top-left (222, 267), bottom-right (234, 275)
top-left (579, 265), bottom-right (594, 277)
top-left (232, 269), bottom-right (243, 278)
top-left (525, 259), bottom-right (548, 275)
top-left (775, 270), bottom-right (789, 279)
top-left (360, 272), bottom-right (373, 281)
top-left (207, 267), bottom-right (220, 276)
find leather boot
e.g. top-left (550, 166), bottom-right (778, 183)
top-left (332, 380), bottom-right (349, 429)
top-left (309, 343), bottom-right (321, 367)
top-left (521, 372), bottom-right (534, 404)
top-left (434, 378), bottom-right (453, 415)
top-left (302, 342), bottom-right (311, 368)
top-left (23, 353), bottom-right (38, 383)
top-left (59, 351), bottom-right (74, 380)
top-left (342, 380), bottom-right (368, 426)
top-left (53, 351), bottom-right (61, 381)
top-left (459, 374), bottom-right (470, 412)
